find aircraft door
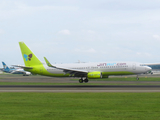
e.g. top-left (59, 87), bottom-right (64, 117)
top-left (132, 64), bottom-right (136, 70)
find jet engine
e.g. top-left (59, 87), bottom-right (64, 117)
top-left (87, 71), bottom-right (102, 79)
top-left (23, 72), bottom-right (31, 76)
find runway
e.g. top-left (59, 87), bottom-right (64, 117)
top-left (0, 85), bottom-right (160, 92)
top-left (1, 74), bottom-right (160, 92)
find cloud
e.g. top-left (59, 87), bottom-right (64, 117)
top-left (87, 30), bottom-right (95, 34)
top-left (87, 0), bottom-right (160, 11)
top-left (136, 52), bottom-right (151, 57)
top-left (0, 1), bottom-right (79, 19)
top-left (0, 29), bottom-right (5, 34)
top-left (153, 35), bottom-right (160, 40)
top-left (58, 29), bottom-right (71, 35)
top-left (86, 48), bottom-right (96, 53)
top-left (75, 48), bottom-right (96, 53)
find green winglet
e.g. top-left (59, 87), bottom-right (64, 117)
top-left (44, 57), bottom-right (53, 67)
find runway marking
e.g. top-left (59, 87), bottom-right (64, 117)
top-left (0, 85), bottom-right (160, 87)
top-left (0, 85), bottom-right (160, 92)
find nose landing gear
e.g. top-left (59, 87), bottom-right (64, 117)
top-left (136, 75), bottom-right (139, 80)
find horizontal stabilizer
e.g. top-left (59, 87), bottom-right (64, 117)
top-left (12, 65), bottom-right (33, 69)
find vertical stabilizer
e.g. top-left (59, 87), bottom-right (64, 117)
top-left (19, 42), bottom-right (42, 67)
top-left (2, 62), bottom-right (10, 72)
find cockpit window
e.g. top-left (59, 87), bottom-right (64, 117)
top-left (140, 64), bottom-right (147, 66)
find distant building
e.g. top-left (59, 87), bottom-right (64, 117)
top-left (145, 64), bottom-right (160, 74)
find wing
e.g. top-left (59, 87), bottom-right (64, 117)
top-left (10, 69), bottom-right (31, 75)
top-left (10, 70), bottom-right (23, 74)
top-left (44, 57), bottom-right (88, 77)
top-left (12, 65), bottom-right (33, 69)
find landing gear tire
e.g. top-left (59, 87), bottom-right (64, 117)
top-left (79, 79), bottom-right (83, 83)
top-left (84, 79), bottom-right (89, 83)
top-left (136, 75), bottom-right (139, 80)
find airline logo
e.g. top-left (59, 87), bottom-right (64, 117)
top-left (97, 63), bottom-right (126, 66)
top-left (3, 65), bottom-right (7, 69)
top-left (24, 54), bottom-right (32, 61)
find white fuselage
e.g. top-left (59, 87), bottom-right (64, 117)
top-left (45, 62), bottom-right (151, 75)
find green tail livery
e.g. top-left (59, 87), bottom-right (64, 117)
top-left (17, 42), bottom-right (152, 83)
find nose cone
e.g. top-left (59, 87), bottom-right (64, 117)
top-left (145, 66), bottom-right (152, 72)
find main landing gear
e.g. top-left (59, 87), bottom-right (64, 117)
top-left (79, 78), bottom-right (89, 83)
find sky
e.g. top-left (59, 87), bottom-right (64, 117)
top-left (0, 0), bottom-right (160, 67)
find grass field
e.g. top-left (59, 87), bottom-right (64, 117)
top-left (0, 93), bottom-right (160, 120)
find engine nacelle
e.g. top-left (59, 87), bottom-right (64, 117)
top-left (26, 72), bottom-right (31, 75)
top-left (87, 71), bottom-right (102, 79)
top-left (23, 72), bottom-right (31, 76)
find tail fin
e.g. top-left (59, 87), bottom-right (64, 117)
top-left (2, 62), bottom-right (10, 71)
top-left (19, 42), bottom-right (42, 67)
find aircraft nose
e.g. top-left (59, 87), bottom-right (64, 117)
top-left (145, 66), bottom-right (152, 71)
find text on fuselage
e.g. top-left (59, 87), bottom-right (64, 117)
top-left (97, 63), bottom-right (126, 66)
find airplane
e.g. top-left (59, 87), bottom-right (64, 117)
top-left (14, 42), bottom-right (152, 83)
top-left (0, 68), bottom-right (3, 73)
top-left (2, 62), bottom-right (31, 76)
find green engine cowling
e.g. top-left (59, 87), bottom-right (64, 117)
top-left (87, 71), bottom-right (102, 79)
